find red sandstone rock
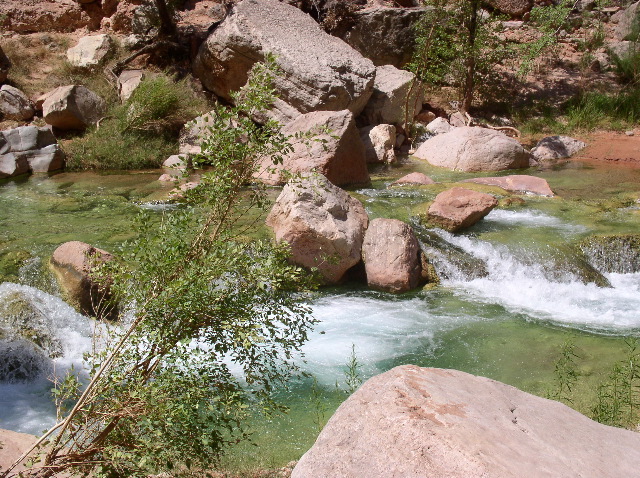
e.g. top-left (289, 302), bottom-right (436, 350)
top-left (427, 187), bottom-right (498, 232)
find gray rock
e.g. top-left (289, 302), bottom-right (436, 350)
top-left (362, 218), bottom-right (425, 293)
top-left (118, 69), bottom-right (145, 102)
top-left (194, 0), bottom-right (376, 124)
top-left (0, 125), bottom-right (64, 178)
top-left (425, 117), bottom-right (453, 135)
top-left (66, 34), bottom-right (113, 68)
top-left (0, 46), bottom-right (10, 84)
top-left (0, 85), bottom-right (34, 121)
top-left (292, 365), bottom-right (640, 478)
top-left (360, 124), bottom-right (396, 164)
top-left (415, 127), bottom-right (531, 172)
top-left (607, 40), bottom-right (639, 59)
top-left (337, 7), bottom-right (427, 68)
top-left (531, 135), bottom-right (587, 161)
top-left (360, 65), bottom-right (422, 126)
top-left (614, 1), bottom-right (640, 41)
top-left (266, 174), bottom-right (369, 284)
top-left (255, 110), bottom-right (370, 187)
top-left (43, 85), bottom-right (105, 130)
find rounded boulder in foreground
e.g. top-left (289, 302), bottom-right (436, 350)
top-left (414, 126), bottom-right (531, 172)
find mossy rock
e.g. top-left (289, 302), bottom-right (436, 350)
top-left (578, 234), bottom-right (640, 274)
top-left (0, 290), bottom-right (62, 358)
top-left (0, 250), bottom-right (31, 283)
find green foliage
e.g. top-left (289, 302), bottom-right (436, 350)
top-left (409, 0), bottom-right (512, 111)
top-left (7, 56), bottom-right (317, 478)
top-left (610, 46), bottom-right (640, 84)
top-left (591, 339), bottom-right (640, 428)
top-left (65, 74), bottom-right (206, 170)
top-left (343, 343), bottom-right (363, 395)
top-left (547, 339), bottom-right (580, 404)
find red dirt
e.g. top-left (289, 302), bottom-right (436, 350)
top-left (574, 131), bottom-right (640, 169)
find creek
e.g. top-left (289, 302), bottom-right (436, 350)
top-left (0, 159), bottom-right (639, 470)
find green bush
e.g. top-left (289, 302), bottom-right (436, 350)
top-left (65, 74), bottom-right (208, 171)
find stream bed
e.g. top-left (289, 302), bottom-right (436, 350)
top-left (0, 159), bottom-right (639, 470)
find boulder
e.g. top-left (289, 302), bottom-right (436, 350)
top-left (426, 187), bottom-right (498, 232)
top-left (266, 174), bottom-right (369, 284)
top-left (362, 218), bottom-right (425, 293)
top-left (360, 124), bottom-right (396, 164)
top-left (0, 46), bottom-right (10, 84)
top-left (360, 65), bottom-right (422, 126)
top-left (579, 234), bottom-right (640, 274)
top-left (425, 117), bottom-right (453, 135)
top-left (414, 127), bottom-right (531, 172)
top-left (50, 241), bottom-right (115, 320)
top-left (614, 1), bottom-right (640, 41)
top-left (118, 69), bottom-right (145, 102)
top-left (389, 172), bottom-right (435, 187)
top-left (531, 135), bottom-right (587, 161)
top-left (0, 85), bottom-right (34, 121)
top-left (66, 34), bottom-right (113, 68)
top-left (0, 125), bottom-right (65, 177)
top-left (484, 0), bottom-right (533, 17)
top-left (292, 365), bottom-right (640, 478)
top-left (0, 429), bottom-right (37, 474)
top-left (337, 7), bottom-right (427, 68)
top-left (193, 0), bottom-right (376, 124)
top-left (608, 40), bottom-right (639, 60)
top-left (255, 110), bottom-right (370, 187)
top-left (461, 175), bottom-right (554, 197)
top-left (43, 85), bottom-right (105, 130)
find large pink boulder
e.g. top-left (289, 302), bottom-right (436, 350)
top-left (292, 365), bottom-right (640, 478)
top-left (255, 110), bottom-right (370, 187)
top-left (50, 241), bottom-right (115, 319)
top-left (266, 174), bottom-right (369, 284)
top-left (427, 187), bottom-right (498, 232)
top-left (461, 175), bottom-right (554, 197)
top-left (414, 127), bottom-right (531, 172)
top-left (362, 218), bottom-right (425, 293)
top-left (0, 428), bottom-right (37, 474)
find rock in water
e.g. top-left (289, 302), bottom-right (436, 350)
top-left (461, 175), bottom-right (554, 197)
top-left (426, 187), bottom-right (498, 232)
top-left (43, 85), bottom-right (105, 130)
top-left (255, 110), bottom-right (370, 187)
top-left (414, 126), bottom-right (531, 171)
top-left (292, 365), bottom-right (640, 478)
top-left (362, 218), bottom-right (425, 293)
top-left (389, 172), bottom-right (435, 187)
top-left (50, 241), bottom-right (115, 320)
top-left (266, 174), bottom-right (369, 284)
top-left (193, 0), bottom-right (375, 124)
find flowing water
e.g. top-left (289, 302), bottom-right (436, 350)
top-left (0, 161), bottom-right (639, 470)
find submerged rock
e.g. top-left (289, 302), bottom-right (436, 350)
top-left (0, 338), bottom-right (49, 382)
top-left (389, 172), bottom-right (435, 187)
top-left (579, 234), bottom-right (640, 274)
top-left (414, 127), bottom-right (531, 172)
top-left (425, 187), bottom-right (498, 232)
top-left (266, 174), bottom-right (369, 284)
top-left (461, 175), bottom-right (554, 197)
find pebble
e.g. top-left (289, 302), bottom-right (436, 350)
top-left (625, 131), bottom-right (635, 136)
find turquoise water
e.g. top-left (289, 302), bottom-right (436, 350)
top-left (0, 159), bottom-right (639, 470)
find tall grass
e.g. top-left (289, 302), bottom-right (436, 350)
top-left (65, 75), bottom-right (208, 170)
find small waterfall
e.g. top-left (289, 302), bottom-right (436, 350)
top-left (0, 283), bottom-right (92, 433)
